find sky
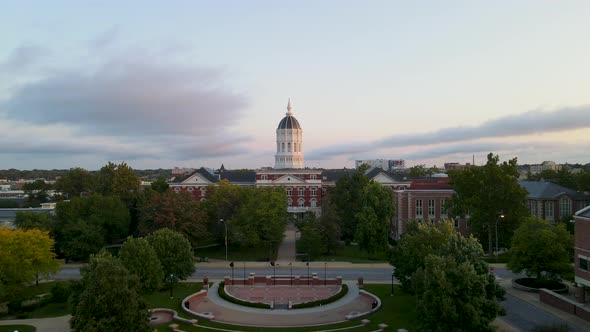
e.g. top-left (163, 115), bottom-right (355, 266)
top-left (1, 1), bottom-right (590, 170)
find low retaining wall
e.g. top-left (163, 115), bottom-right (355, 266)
top-left (539, 288), bottom-right (590, 322)
top-left (149, 308), bottom-right (198, 325)
top-left (181, 290), bottom-right (215, 320)
top-left (345, 290), bottom-right (381, 321)
top-left (512, 278), bottom-right (568, 294)
top-left (224, 274), bottom-right (342, 286)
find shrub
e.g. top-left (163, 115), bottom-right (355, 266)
top-left (51, 282), bottom-right (72, 303)
top-left (292, 284), bottom-right (349, 309)
top-left (217, 281), bottom-right (270, 309)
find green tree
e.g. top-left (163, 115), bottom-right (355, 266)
top-left (70, 251), bottom-right (150, 332)
top-left (23, 179), bottom-right (51, 207)
top-left (53, 195), bottom-right (131, 261)
top-left (97, 162), bottom-right (141, 204)
top-left (299, 222), bottom-right (324, 260)
top-left (200, 180), bottom-right (243, 243)
top-left (414, 254), bottom-right (502, 332)
top-left (318, 197), bottom-right (341, 255)
top-left (14, 211), bottom-right (53, 231)
top-left (54, 167), bottom-right (96, 199)
top-left (508, 217), bottom-right (573, 281)
top-left (449, 153), bottom-right (528, 256)
top-left (0, 227), bottom-right (60, 295)
top-left (150, 177), bottom-right (169, 193)
top-left (354, 182), bottom-right (393, 253)
top-left (138, 190), bottom-right (208, 245)
top-left (391, 220), bottom-right (457, 292)
top-left (119, 236), bottom-right (163, 294)
top-left (331, 170), bottom-right (371, 242)
top-left (408, 164), bottom-right (433, 178)
top-left (575, 169), bottom-right (590, 192)
top-left (146, 228), bottom-right (194, 281)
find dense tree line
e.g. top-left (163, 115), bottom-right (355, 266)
top-left (0, 168), bottom-right (173, 181)
top-left (527, 167), bottom-right (590, 192)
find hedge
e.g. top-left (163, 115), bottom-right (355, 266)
top-left (292, 284), bottom-right (349, 309)
top-left (217, 281), bottom-right (270, 309)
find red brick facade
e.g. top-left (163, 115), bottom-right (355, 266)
top-left (575, 207), bottom-right (590, 290)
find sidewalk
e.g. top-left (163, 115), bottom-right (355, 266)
top-left (0, 315), bottom-right (70, 332)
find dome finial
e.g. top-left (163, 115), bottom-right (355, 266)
top-left (286, 98), bottom-right (293, 115)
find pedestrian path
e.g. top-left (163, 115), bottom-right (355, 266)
top-left (276, 223), bottom-right (297, 262)
top-left (0, 315), bottom-right (70, 332)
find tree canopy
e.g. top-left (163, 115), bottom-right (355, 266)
top-left (70, 251), bottom-right (150, 332)
top-left (508, 217), bottom-right (573, 281)
top-left (119, 236), bottom-right (164, 294)
top-left (146, 228), bottom-right (194, 281)
top-left (54, 167), bottom-right (96, 199)
top-left (449, 153), bottom-right (528, 256)
top-left (14, 211), bottom-right (53, 231)
top-left (0, 227), bottom-right (60, 297)
top-left (96, 162), bottom-right (141, 204)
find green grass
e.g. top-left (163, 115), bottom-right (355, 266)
top-left (150, 284), bottom-right (416, 332)
top-left (193, 245), bottom-right (277, 262)
top-left (1, 282), bottom-right (57, 302)
top-left (0, 325), bottom-right (36, 332)
top-left (308, 244), bottom-right (389, 263)
top-left (27, 301), bottom-right (70, 318)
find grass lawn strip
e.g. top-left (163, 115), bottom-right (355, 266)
top-left (0, 325), bottom-right (36, 332)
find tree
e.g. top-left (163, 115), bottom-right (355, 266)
top-left (70, 251), bottom-right (150, 332)
top-left (449, 153), bottom-right (528, 256)
top-left (508, 217), bottom-right (573, 281)
top-left (200, 180), bottom-right (243, 243)
top-left (354, 182), bottom-right (393, 253)
top-left (97, 162), bottom-right (141, 204)
top-left (14, 211), bottom-right (53, 231)
top-left (331, 170), bottom-right (371, 242)
top-left (299, 222), bottom-right (324, 260)
top-left (53, 195), bottom-right (130, 261)
top-left (575, 169), bottom-right (590, 192)
top-left (318, 196), bottom-right (341, 255)
top-left (150, 177), bottom-right (169, 193)
top-left (146, 228), bottom-right (194, 281)
top-left (119, 236), bottom-right (163, 294)
top-left (408, 165), bottom-right (433, 178)
top-left (23, 179), bottom-right (51, 207)
top-left (138, 190), bottom-right (208, 246)
top-left (414, 254), bottom-right (502, 332)
top-left (390, 220), bottom-right (457, 292)
top-left (0, 227), bottom-right (60, 295)
top-left (54, 167), bottom-right (96, 199)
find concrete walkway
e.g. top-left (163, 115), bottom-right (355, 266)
top-left (276, 223), bottom-right (297, 262)
top-left (0, 315), bottom-right (71, 332)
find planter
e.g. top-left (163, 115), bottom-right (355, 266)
top-left (512, 278), bottom-right (568, 294)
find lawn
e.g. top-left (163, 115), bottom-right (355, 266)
top-left (151, 284), bottom-right (416, 332)
top-left (1, 282), bottom-right (56, 303)
top-left (193, 245), bottom-right (277, 262)
top-left (0, 325), bottom-right (36, 332)
top-left (299, 243), bottom-right (389, 263)
top-left (144, 282), bottom-right (205, 316)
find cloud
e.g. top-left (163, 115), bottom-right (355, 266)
top-left (307, 106), bottom-right (590, 160)
top-left (0, 45), bottom-right (48, 74)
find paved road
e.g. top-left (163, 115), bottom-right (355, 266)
top-left (52, 265), bottom-right (522, 283)
top-left (276, 223), bottom-right (296, 262)
top-left (502, 293), bottom-right (587, 332)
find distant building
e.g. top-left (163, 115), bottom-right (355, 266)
top-left (574, 206), bottom-right (590, 303)
top-left (444, 162), bottom-right (471, 171)
top-left (529, 161), bottom-right (561, 174)
top-left (172, 167), bottom-right (195, 176)
top-left (275, 99), bottom-right (304, 169)
top-left (519, 180), bottom-right (590, 223)
top-left (355, 159), bottom-right (405, 172)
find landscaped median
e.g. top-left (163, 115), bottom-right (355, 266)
top-left (218, 281), bottom-right (271, 309)
top-left (292, 284), bottom-right (349, 309)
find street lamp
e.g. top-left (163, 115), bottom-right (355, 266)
top-left (229, 262), bottom-right (234, 285)
top-left (324, 262), bottom-right (327, 286)
top-left (270, 261), bottom-right (276, 285)
top-left (289, 262), bottom-right (293, 286)
top-left (306, 262), bottom-right (310, 286)
top-left (169, 273), bottom-right (175, 299)
top-left (495, 214), bottom-right (505, 255)
top-left (220, 218), bottom-right (228, 261)
top-left (391, 270), bottom-right (395, 296)
top-left (243, 261), bottom-right (246, 286)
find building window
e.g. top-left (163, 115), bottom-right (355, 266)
top-left (298, 198), bottom-right (305, 207)
top-left (187, 187), bottom-right (194, 191)
top-left (288, 198), bottom-right (292, 207)
top-left (311, 174), bottom-right (317, 180)
top-left (310, 198), bottom-right (317, 208)
top-left (529, 200), bottom-right (537, 216)
top-left (440, 199), bottom-right (446, 217)
top-left (298, 187), bottom-right (305, 196)
top-left (416, 199), bottom-right (423, 219)
top-left (545, 201), bottom-right (554, 220)
top-left (261, 175), bottom-right (268, 180)
top-left (286, 188), bottom-right (292, 196)
top-left (310, 187), bottom-right (317, 196)
top-left (200, 187), bottom-right (206, 195)
top-left (454, 218), bottom-right (460, 228)
top-left (428, 199), bottom-right (435, 218)
top-left (559, 197), bottom-right (572, 217)
top-left (282, 143), bottom-right (285, 152)
top-left (580, 256), bottom-right (588, 271)
top-left (200, 198), bottom-right (206, 202)
top-left (294, 142), bottom-right (297, 152)
top-left (288, 142), bottom-right (291, 151)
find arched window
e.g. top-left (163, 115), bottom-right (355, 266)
top-left (200, 187), bottom-right (207, 195)
top-left (282, 143), bottom-right (285, 152)
top-left (559, 197), bottom-right (572, 217)
top-left (310, 198), bottom-right (317, 208)
top-left (298, 187), bottom-right (305, 196)
top-left (286, 188), bottom-right (292, 196)
top-left (287, 198), bottom-right (293, 207)
top-left (288, 142), bottom-right (291, 151)
top-left (298, 198), bottom-right (305, 207)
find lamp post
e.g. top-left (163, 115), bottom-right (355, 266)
top-left (495, 214), bottom-right (505, 255)
top-left (289, 262), bottom-right (293, 286)
top-left (169, 273), bottom-right (175, 299)
top-left (306, 262), bottom-right (310, 286)
top-left (270, 261), bottom-right (276, 285)
top-left (220, 218), bottom-right (228, 261)
top-left (324, 262), bottom-right (327, 286)
top-left (243, 261), bottom-right (246, 286)
top-left (229, 262), bottom-right (234, 285)
top-left (391, 270), bottom-right (395, 296)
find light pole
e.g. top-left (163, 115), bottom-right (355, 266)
top-left (229, 262), bottom-right (234, 285)
top-left (306, 262), bottom-right (310, 286)
top-left (243, 261), bottom-right (246, 286)
top-left (391, 270), bottom-right (395, 296)
top-left (324, 262), bottom-right (327, 286)
top-left (289, 262), bottom-right (293, 286)
top-left (169, 273), bottom-right (175, 299)
top-left (495, 214), bottom-right (505, 255)
top-left (270, 261), bottom-right (276, 285)
top-left (220, 218), bottom-right (228, 261)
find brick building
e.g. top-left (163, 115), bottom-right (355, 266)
top-left (519, 181), bottom-right (590, 223)
top-left (574, 206), bottom-right (590, 303)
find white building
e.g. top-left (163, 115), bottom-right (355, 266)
top-left (355, 159), bottom-right (405, 171)
top-left (274, 99), bottom-right (304, 169)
